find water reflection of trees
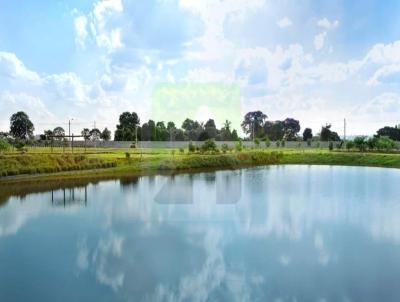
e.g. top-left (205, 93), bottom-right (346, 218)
top-left (0, 179), bottom-right (100, 208)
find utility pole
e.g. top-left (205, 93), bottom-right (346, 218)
top-left (344, 118), bottom-right (347, 141)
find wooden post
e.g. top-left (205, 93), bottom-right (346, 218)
top-left (72, 134), bottom-right (74, 153)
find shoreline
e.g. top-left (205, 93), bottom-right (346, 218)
top-left (1, 149), bottom-right (400, 185)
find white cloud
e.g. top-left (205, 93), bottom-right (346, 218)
top-left (367, 64), bottom-right (400, 86)
top-left (74, 15), bottom-right (88, 48)
top-left (0, 52), bottom-right (40, 82)
top-left (317, 18), bottom-right (339, 29)
top-left (180, 0), bottom-right (266, 61)
top-left (277, 17), bottom-right (292, 28)
top-left (73, 0), bottom-right (124, 52)
top-left (365, 41), bottom-right (400, 64)
top-left (314, 32), bottom-right (326, 50)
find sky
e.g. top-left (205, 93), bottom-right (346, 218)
top-left (1, 0), bottom-right (400, 136)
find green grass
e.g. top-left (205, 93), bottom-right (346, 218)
top-left (2, 147), bottom-right (400, 183)
top-left (0, 153), bottom-right (116, 177)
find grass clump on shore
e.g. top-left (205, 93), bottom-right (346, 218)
top-left (0, 154), bottom-right (116, 177)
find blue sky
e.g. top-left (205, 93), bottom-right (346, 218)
top-left (1, 0), bottom-right (400, 135)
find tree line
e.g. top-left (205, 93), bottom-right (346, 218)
top-left (2, 111), bottom-right (400, 145)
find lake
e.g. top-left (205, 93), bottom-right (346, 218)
top-left (1, 165), bottom-right (400, 302)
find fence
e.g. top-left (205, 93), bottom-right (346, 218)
top-left (31, 140), bottom-right (336, 149)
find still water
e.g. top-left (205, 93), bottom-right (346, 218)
top-left (1, 165), bottom-right (400, 302)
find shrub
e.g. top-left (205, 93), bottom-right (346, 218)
top-left (235, 140), bottom-right (243, 152)
top-left (14, 139), bottom-right (26, 152)
top-left (265, 138), bottom-right (271, 148)
top-left (0, 138), bottom-right (10, 153)
top-left (367, 137), bottom-right (377, 150)
top-left (188, 141), bottom-right (196, 153)
top-left (179, 147), bottom-right (185, 154)
top-left (200, 139), bottom-right (218, 153)
top-left (171, 150), bottom-right (176, 156)
top-left (353, 136), bottom-right (367, 152)
top-left (125, 152), bottom-right (131, 159)
top-left (328, 142), bottom-right (334, 151)
top-left (276, 141), bottom-right (280, 148)
top-left (254, 138), bottom-right (260, 148)
top-left (221, 143), bottom-right (229, 153)
top-left (281, 139), bottom-right (286, 148)
top-left (376, 136), bottom-right (396, 151)
top-left (306, 138), bottom-right (312, 147)
top-left (346, 140), bottom-right (355, 151)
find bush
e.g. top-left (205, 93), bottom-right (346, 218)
top-left (265, 138), bottom-right (271, 148)
top-left (179, 147), bottom-right (185, 154)
top-left (0, 138), bottom-right (10, 153)
top-left (254, 138), bottom-right (260, 148)
top-left (235, 140), bottom-right (243, 152)
top-left (276, 141), bottom-right (280, 148)
top-left (328, 142), bottom-right (334, 151)
top-left (306, 138), bottom-right (312, 147)
top-left (353, 136), bottom-right (367, 152)
top-left (188, 141), bottom-right (196, 153)
top-left (14, 139), bottom-right (26, 152)
top-left (281, 139), bottom-right (286, 147)
top-left (200, 139), bottom-right (218, 153)
top-left (221, 143), bottom-right (229, 153)
top-left (376, 136), bottom-right (396, 151)
top-left (346, 140), bottom-right (355, 151)
top-left (125, 152), bottom-right (131, 159)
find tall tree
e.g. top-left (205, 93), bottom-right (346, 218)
top-left (283, 118), bottom-right (300, 140)
top-left (114, 112), bottom-right (140, 141)
top-left (89, 128), bottom-right (101, 141)
top-left (100, 128), bottom-right (111, 141)
top-left (302, 128), bottom-right (313, 141)
top-left (376, 126), bottom-right (400, 141)
top-left (320, 124), bottom-right (340, 141)
top-left (81, 128), bottom-right (91, 141)
top-left (204, 119), bottom-right (217, 139)
top-left (53, 127), bottom-right (65, 141)
top-left (264, 121), bottom-right (285, 141)
top-left (9, 111), bottom-right (34, 139)
top-left (241, 111), bottom-right (267, 139)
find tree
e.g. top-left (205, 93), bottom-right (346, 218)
top-left (283, 118), bottom-right (300, 140)
top-left (241, 111), bottom-right (267, 139)
top-left (376, 126), bottom-right (400, 141)
top-left (220, 120), bottom-right (232, 140)
top-left (167, 121), bottom-right (175, 130)
top-left (81, 128), bottom-right (90, 141)
top-left (204, 119), bottom-right (217, 139)
top-left (101, 128), bottom-right (111, 141)
top-left (182, 118), bottom-right (196, 132)
top-left (89, 128), bottom-right (101, 141)
top-left (53, 127), bottom-right (65, 141)
top-left (303, 128), bottom-right (313, 141)
top-left (114, 112), bottom-right (140, 141)
top-left (9, 111), bottom-right (34, 139)
top-left (156, 121), bottom-right (169, 141)
top-left (320, 124), bottom-right (340, 141)
top-left (264, 120), bottom-right (285, 141)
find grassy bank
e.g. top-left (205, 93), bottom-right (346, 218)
top-left (1, 148), bottom-right (400, 183)
top-left (0, 153), bottom-right (116, 177)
